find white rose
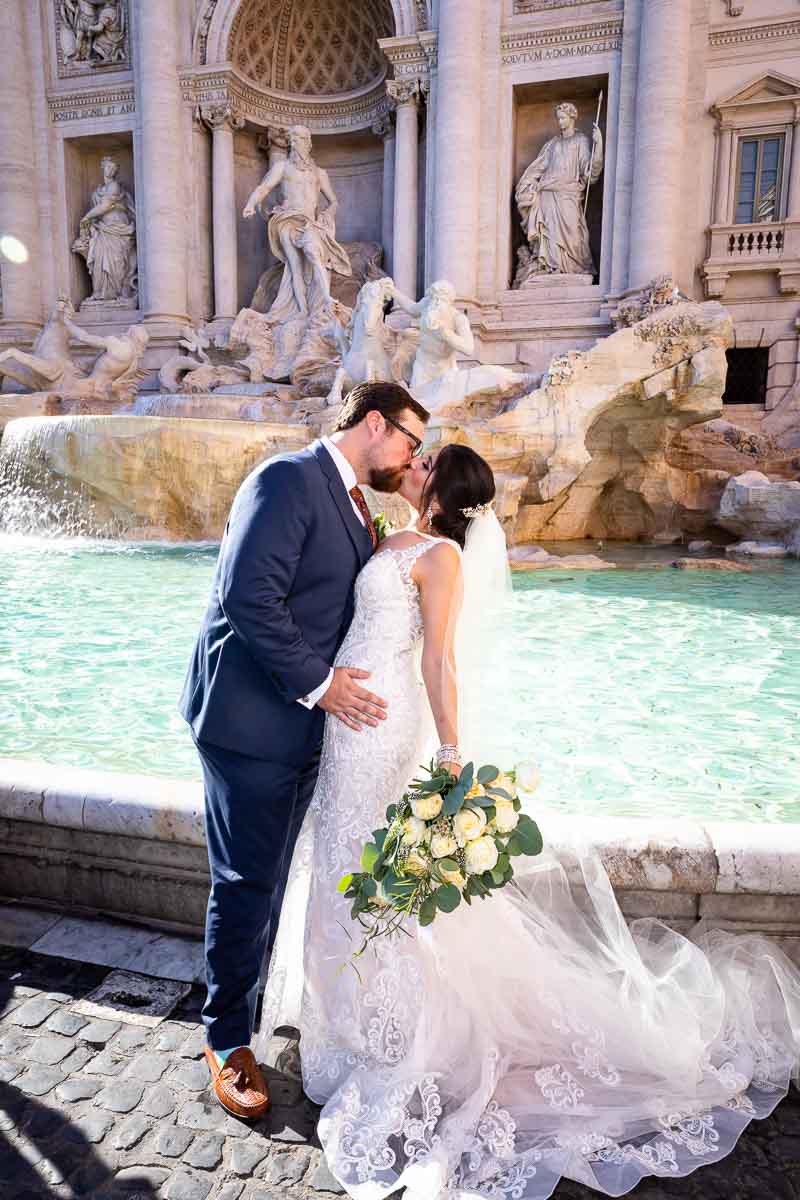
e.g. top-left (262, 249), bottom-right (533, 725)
top-left (430, 832), bottom-right (458, 859)
top-left (404, 849), bottom-right (431, 877)
top-left (401, 816), bottom-right (426, 846)
top-left (515, 761), bottom-right (541, 793)
top-left (465, 835), bottom-right (499, 875)
top-left (492, 802), bottom-right (519, 834)
top-left (453, 806), bottom-right (487, 846)
top-left (494, 773), bottom-right (518, 800)
top-left (410, 792), bottom-right (443, 821)
top-left (439, 863), bottom-right (465, 889)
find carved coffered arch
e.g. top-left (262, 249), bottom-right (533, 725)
top-left (187, 0), bottom-right (427, 133)
top-left (193, 0), bottom-right (426, 69)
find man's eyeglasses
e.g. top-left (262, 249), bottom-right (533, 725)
top-left (385, 414), bottom-right (423, 458)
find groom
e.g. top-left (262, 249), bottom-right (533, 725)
top-left (180, 381), bottom-right (429, 1119)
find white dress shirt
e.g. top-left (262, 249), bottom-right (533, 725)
top-left (297, 437), bottom-right (365, 709)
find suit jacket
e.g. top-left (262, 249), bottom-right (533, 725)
top-left (179, 440), bottom-right (374, 764)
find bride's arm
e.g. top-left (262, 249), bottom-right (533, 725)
top-left (414, 543), bottom-right (463, 773)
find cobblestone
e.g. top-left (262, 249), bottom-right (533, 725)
top-left (78, 1018), bottom-right (121, 1047)
top-left (183, 1131), bottom-right (224, 1169)
top-left (125, 1050), bottom-right (173, 1082)
top-left (0, 1055), bottom-right (24, 1083)
top-left (15, 1064), bottom-right (66, 1095)
top-left (2, 946), bottom-right (799, 1200)
top-left (231, 1139), bottom-right (270, 1176)
top-left (9, 996), bottom-right (60, 1028)
top-left (44, 1009), bottom-right (89, 1037)
top-left (56, 1076), bottom-right (103, 1103)
top-left (94, 1079), bottom-right (145, 1113)
top-left (176, 1024), bottom-right (207, 1059)
top-left (163, 1168), bottom-right (214, 1199)
top-left (167, 1058), bottom-right (212, 1091)
top-left (140, 1082), bottom-right (177, 1118)
top-left (155, 1124), bottom-right (195, 1157)
top-left (23, 1033), bottom-right (76, 1065)
top-left (114, 1025), bottom-right (152, 1054)
top-left (82, 1048), bottom-right (128, 1075)
top-left (112, 1112), bottom-right (151, 1150)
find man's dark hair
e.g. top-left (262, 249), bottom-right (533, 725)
top-left (332, 381), bottom-right (430, 432)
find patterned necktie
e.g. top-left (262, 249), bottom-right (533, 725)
top-left (349, 485), bottom-right (378, 550)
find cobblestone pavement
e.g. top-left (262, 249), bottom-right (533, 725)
top-left (1, 944), bottom-right (798, 1199)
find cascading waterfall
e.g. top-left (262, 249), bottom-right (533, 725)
top-left (0, 416), bottom-right (122, 538)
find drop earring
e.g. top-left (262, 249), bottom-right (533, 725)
top-left (425, 504), bottom-right (434, 530)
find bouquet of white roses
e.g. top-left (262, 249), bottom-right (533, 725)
top-left (338, 761), bottom-right (543, 949)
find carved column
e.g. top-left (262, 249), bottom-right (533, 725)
top-left (202, 104), bottom-right (244, 323)
top-left (787, 102), bottom-right (800, 221)
top-left (0, 0), bottom-right (42, 332)
top-left (714, 122), bottom-right (734, 225)
top-left (628, 0), bottom-right (691, 289)
top-left (373, 115), bottom-right (396, 277)
top-left (431, 0), bottom-right (482, 298)
top-left (133, 0), bottom-right (189, 324)
top-left (387, 80), bottom-right (420, 299)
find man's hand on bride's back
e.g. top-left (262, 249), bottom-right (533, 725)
top-left (318, 667), bottom-right (388, 731)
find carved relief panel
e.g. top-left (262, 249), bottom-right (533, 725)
top-left (54, 0), bottom-right (130, 78)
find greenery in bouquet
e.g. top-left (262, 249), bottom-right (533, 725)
top-left (338, 760), bottom-right (543, 954)
top-left (372, 512), bottom-right (395, 543)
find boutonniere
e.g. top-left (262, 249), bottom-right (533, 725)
top-left (373, 512), bottom-right (395, 543)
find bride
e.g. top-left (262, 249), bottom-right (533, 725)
top-left (256, 443), bottom-right (800, 1200)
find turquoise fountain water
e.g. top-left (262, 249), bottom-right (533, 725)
top-left (1, 536), bottom-right (799, 822)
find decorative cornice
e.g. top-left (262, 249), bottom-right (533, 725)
top-left (513, 0), bottom-right (616, 11)
top-left (180, 66), bottom-right (391, 133)
top-left (47, 85), bottom-right (135, 124)
top-left (378, 32), bottom-right (436, 81)
top-left (710, 18), bottom-right (800, 49)
top-left (198, 101), bottom-right (245, 132)
top-left (386, 78), bottom-right (420, 108)
top-left (501, 19), bottom-right (623, 66)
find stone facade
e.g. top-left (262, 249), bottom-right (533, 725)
top-left (1, 0), bottom-right (800, 419)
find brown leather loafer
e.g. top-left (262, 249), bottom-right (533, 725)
top-left (205, 1046), bottom-right (270, 1120)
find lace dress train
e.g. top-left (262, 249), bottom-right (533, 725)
top-left (256, 538), bottom-right (800, 1200)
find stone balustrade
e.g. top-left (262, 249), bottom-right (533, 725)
top-left (1, 758), bottom-right (799, 967)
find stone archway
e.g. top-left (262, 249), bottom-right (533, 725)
top-left (194, 0), bottom-right (423, 70)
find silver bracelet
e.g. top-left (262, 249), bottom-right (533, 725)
top-left (435, 744), bottom-right (462, 766)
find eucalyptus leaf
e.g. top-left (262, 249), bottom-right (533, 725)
top-left (436, 857), bottom-right (459, 873)
top-left (419, 895), bottom-right (438, 926)
top-left (434, 883), bottom-right (461, 913)
top-left (491, 867), bottom-right (506, 886)
top-left (477, 764), bottom-right (499, 785)
top-left (486, 786), bottom-right (513, 801)
top-left (373, 829), bottom-right (388, 850)
top-left (459, 762), bottom-right (475, 792)
top-left (505, 833), bottom-right (523, 856)
top-left (443, 787), bottom-right (466, 816)
top-left (362, 877), bottom-right (377, 898)
top-left (385, 804), bottom-right (397, 822)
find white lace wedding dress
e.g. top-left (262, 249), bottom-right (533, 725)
top-left (256, 534), bottom-right (800, 1200)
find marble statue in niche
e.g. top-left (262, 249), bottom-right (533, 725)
top-left (387, 279), bottom-right (532, 415)
top-left (514, 100), bottom-right (603, 285)
top-left (72, 156), bottom-right (138, 306)
top-left (242, 125), bottom-right (351, 323)
top-left (59, 0), bottom-right (127, 67)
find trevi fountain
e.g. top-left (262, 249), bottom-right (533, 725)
top-left (0, 0), bottom-right (799, 958)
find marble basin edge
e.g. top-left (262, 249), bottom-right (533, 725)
top-left (1, 757), bottom-right (798, 900)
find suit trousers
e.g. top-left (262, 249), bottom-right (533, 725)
top-left (194, 735), bottom-right (320, 1051)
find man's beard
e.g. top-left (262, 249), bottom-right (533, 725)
top-left (368, 465), bottom-right (407, 493)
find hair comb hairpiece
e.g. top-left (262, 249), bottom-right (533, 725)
top-left (460, 500), bottom-right (495, 519)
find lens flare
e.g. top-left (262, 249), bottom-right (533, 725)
top-left (0, 235), bottom-right (29, 264)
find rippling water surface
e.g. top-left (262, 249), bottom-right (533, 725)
top-left (1, 536), bottom-right (799, 822)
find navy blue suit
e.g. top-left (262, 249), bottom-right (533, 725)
top-left (180, 440), bottom-right (373, 1049)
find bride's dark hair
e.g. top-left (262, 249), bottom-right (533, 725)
top-left (421, 444), bottom-right (496, 549)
